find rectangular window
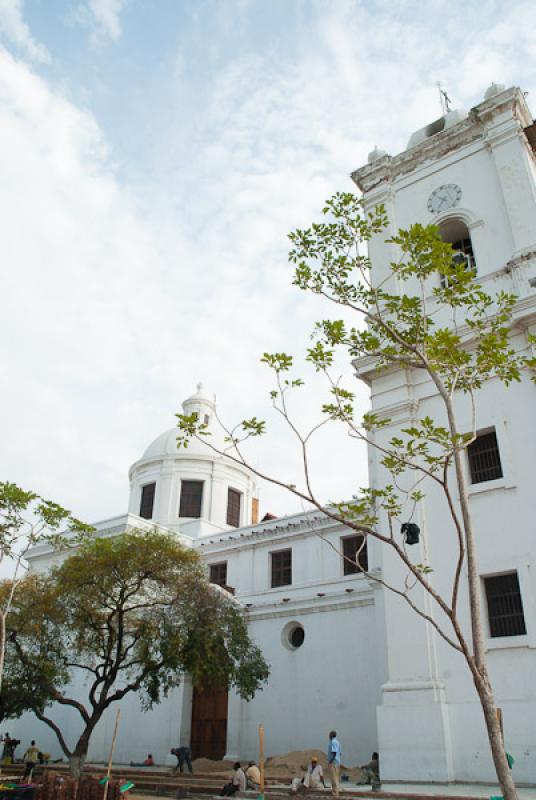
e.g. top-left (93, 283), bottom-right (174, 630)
top-left (342, 535), bottom-right (368, 574)
top-left (139, 482), bottom-right (156, 520)
top-left (484, 572), bottom-right (526, 638)
top-left (179, 480), bottom-right (203, 518)
top-left (226, 488), bottom-right (241, 527)
top-left (468, 430), bottom-right (503, 484)
top-left (209, 562), bottom-right (228, 587)
top-left (271, 549), bottom-right (292, 588)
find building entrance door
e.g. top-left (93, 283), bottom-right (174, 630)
top-left (190, 687), bottom-right (228, 760)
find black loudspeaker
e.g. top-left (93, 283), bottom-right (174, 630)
top-left (401, 522), bottom-right (420, 545)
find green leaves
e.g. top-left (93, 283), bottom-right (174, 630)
top-left (261, 352), bottom-right (294, 372)
top-left (3, 529), bottom-right (270, 751)
top-left (0, 481), bottom-right (93, 562)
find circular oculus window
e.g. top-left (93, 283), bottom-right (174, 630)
top-left (282, 621), bottom-right (305, 650)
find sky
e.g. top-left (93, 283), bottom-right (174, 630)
top-left (1, 0), bottom-right (536, 525)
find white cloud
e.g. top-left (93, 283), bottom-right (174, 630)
top-left (2, 0), bottom-right (536, 530)
top-left (77, 0), bottom-right (129, 43)
top-left (0, 0), bottom-right (50, 63)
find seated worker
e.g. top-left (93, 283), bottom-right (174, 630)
top-left (359, 753), bottom-right (380, 787)
top-left (291, 757), bottom-right (325, 793)
top-left (220, 762), bottom-right (247, 796)
top-left (171, 746), bottom-right (193, 773)
top-left (130, 753), bottom-right (155, 767)
top-left (246, 761), bottom-right (261, 790)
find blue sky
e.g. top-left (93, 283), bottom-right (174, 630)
top-left (1, 0), bottom-right (536, 524)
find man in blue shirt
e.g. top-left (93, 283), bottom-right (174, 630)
top-left (327, 730), bottom-right (341, 796)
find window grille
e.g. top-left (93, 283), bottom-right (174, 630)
top-left (209, 562), bottom-right (228, 587)
top-left (226, 488), bottom-right (241, 527)
top-left (484, 572), bottom-right (526, 637)
top-left (342, 535), bottom-right (368, 574)
top-left (179, 480), bottom-right (203, 518)
top-left (468, 430), bottom-right (503, 484)
top-left (271, 549), bottom-right (292, 588)
top-left (139, 482), bottom-right (156, 520)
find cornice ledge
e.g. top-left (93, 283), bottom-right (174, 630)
top-left (245, 595), bottom-right (375, 621)
top-left (372, 398), bottom-right (419, 424)
top-left (351, 87), bottom-right (527, 194)
top-left (506, 247), bottom-right (536, 271)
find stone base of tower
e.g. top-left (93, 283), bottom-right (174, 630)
top-left (377, 681), bottom-right (454, 782)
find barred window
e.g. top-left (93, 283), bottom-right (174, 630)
top-left (139, 482), bottom-right (156, 520)
top-left (179, 480), bottom-right (203, 518)
top-left (484, 572), bottom-right (526, 638)
top-left (468, 430), bottom-right (503, 484)
top-left (271, 549), bottom-right (292, 588)
top-left (209, 562), bottom-right (228, 587)
top-left (226, 488), bottom-right (241, 527)
top-left (342, 535), bottom-right (368, 574)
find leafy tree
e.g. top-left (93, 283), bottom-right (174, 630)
top-left (0, 482), bottom-right (91, 697)
top-left (177, 193), bottom-right (536, 800)
top-left (4, 529), bottom-right (269, 777)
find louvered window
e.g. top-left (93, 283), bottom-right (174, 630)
top-left (226, 488), bottom-right (241, 527)
top-left (179, 480), bottom-right (203, 518)
top-left (139, 483), bottom-right (156, 520)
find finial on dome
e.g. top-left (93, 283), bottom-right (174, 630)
top-left (182, 383), bottom-right (216, 413)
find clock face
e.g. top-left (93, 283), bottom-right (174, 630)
top-left (427, 184), bottom-right (462, 214)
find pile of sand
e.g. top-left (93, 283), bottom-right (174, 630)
top-left (192, 757), bottom-right (234, 775)
top-left (265, 749), bottom-right (327, 776)
top-left (191, 751), bottom-right (367, 783)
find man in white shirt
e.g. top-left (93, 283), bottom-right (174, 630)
top-left (304, 757), bottom-right (325, 789)
top-left (291, 757), bottom-right (325, 793)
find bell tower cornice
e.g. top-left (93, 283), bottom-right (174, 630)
top-left (351, 86), bottom-right (532, 194)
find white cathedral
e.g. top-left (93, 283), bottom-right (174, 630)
top-left (14, 83), bottom-right (536, 785)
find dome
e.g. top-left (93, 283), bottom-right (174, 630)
top-left (129, 384), bottom-right (257, 536)
top-left (141, 384), bottom-right (226, 461)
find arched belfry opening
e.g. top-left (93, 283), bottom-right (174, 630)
top-left (439, 217), bottom-right (476, 271)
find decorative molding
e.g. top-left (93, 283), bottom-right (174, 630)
top-left (351, 87), bottom-right (527, 193)
top-left (245, 594), bottom-right (375, 622)
top-left (370, 398), bottom-right (419, 425)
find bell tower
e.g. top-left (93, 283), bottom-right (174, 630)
top-left (351, 85), bottom-right (536, 783)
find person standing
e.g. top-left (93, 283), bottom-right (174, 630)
top-left (23, 740), bottom-right (40, 780)
top-left (1, 733), bottom-right (12, 764)
top-left (327, 731), bottom-right (341, 797)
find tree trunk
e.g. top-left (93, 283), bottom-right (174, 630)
top-left (0, 609), bottom-right (5, 695)
top-left (69, 753), bottom-right (87, 780)
top-left (476, 679), bottom-right (518, 800)
top-left (445, 393), bottom-right (518, 800)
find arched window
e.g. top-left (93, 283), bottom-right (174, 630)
top-left (439, 218), bottom-right (476, 287)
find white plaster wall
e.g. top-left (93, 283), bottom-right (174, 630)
top-left (12, 674), bottom-right (189, 766)
top-left (229, 599), bottom-right (385, 766)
